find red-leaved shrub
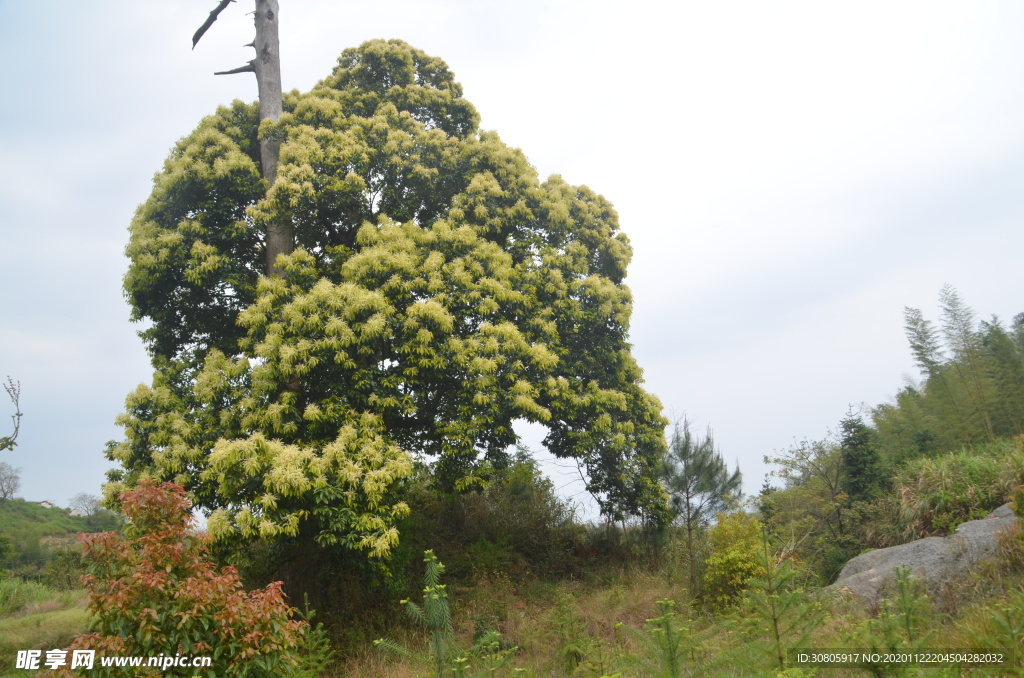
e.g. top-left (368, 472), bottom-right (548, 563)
top-left (52, 480), bottom-right (305, 677)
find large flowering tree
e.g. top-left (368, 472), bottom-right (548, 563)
top-left (109, 39), bottom-right (669, 558)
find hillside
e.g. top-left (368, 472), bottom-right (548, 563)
top-left (0, 499), bottom-right (121, 575)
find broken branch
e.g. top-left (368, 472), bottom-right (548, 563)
top-left (215, 61), bottom-right (257, 76)
top-left (192, 0), bottom-right (235, 50)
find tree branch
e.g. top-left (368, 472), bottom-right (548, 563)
top-left (1, 378), bottom-right (22, 452)
top-left (215, 62), bottom-right (256, 76)
top-left (192, 0), bottom-right (235, 50)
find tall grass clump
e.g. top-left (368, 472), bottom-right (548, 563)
top-left (0, 577), bottom-right (72, 618)
top-left (894, 438), bottom-right (1024, 536)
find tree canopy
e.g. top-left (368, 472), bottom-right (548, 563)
top-left (662, 418), bottom-right (741, 527)
top-left (873, 286), bottom-right (1024, 461)
top-left (838, 411), bottom-right (883, 504)
top-left (0, 461), bottom-right (20, 504)
top-left (110, 40), bottom-right (669, 555)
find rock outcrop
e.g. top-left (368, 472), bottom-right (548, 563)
top-left (828, 504), bottom-right (1019, 603)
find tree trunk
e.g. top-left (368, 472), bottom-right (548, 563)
top-left (686, 515), bottom-right (696, 596)
top-left (252, 0), bottom-right (292, 277)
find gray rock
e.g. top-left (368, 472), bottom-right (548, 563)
top-left (828, 503), bottom-right (1019, 603)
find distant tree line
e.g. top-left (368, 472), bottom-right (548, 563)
top-left (758, 286), bottom-right (1024, 582)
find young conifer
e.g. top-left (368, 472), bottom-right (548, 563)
top-left (662, 417), bottom-right (742, 596)
top-left (739, 528), bottom-right (823, 674)
top-left (375, 550), bottom-right (456, 678)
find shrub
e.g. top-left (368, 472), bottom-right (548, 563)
top-left (400, 449), bottom-right (584, 583)
top-left (55, 480), bottom-right (306, 677)
top-left (43, 547), bottom-right (86, 591)
top-left (700, 512), bottom-right (763, 611)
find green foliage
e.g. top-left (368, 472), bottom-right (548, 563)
top-left (0, 577), bottom-right (66, 618)
top-left (42, 547), bottom-right (86, 591)
top-left (64, 480), bottom-right (306, 678)
top-left (113, 39), bottom-right (669, 562)
top-left (291, 598), bottom-right (337, 678)
top-left (761, 437), bottom-right (859, 582)
top-left (1013, 484), bottom-right (1024, 521)
top-left (661, 417), bottom-right (742, 595)
top-left (701, 512), bottom-right (763, 611)
top-left (400, 448), bottom-right (584, 583)
top-left (893, 438), bottom-right (1024, 536)
top-left (637, 599), bottom-right (702, 678)
top-left (877, 288), bottom-right (1024, 462)
top-left (375, 550), bottom-right (456, 678)
top-left (461, 629), bottom-right (519, 677)
top-left (966, 587), bottom-right (1024, 672)
top-left (0, 498), bottom-right (119, 576)
top-left (738, 529), bottom-right (823, 673)
top-left (938, 284), bottom-right (996, 441)
top-left (0, 603), bottom-right (88, 672)
top-left (552, 594), bottom-right (587, 673)
top-left (858, 566), bottom-right (933, 677)
top-left (839, 412), bottom-right (884, 504)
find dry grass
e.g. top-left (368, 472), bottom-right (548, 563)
top-left (335, 549), bottom-right (1024, 678)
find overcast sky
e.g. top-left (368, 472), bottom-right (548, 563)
top-left (1, 1), bottom-right (1022, 517)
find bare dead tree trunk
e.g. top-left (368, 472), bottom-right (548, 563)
top-left (204, 0), bottom-right (292, 277)
top-left (197, 1), bottom-right (297, 400)
top-left (252, 0), bottom-right (292, 277)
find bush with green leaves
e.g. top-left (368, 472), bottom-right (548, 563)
top-left (399, 448), bottom-right (584, 583)
top-left (42, 547), bottom-right (86, 591)
top-left (701, 512), bottom-right (764, 611)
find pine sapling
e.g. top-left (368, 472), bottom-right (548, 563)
top-left (859, 566), bottom-right (933, 677)
top-left (624, 599), bottom-right (704, 678)
top-left (375, 550), bottom-right (456, 678)
top-left (967, 588), bottom-right (1024, 672)
top-left (740, 528), bottom-right (823, 674)
top-left (552, 595), bottom-right (587, 674)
